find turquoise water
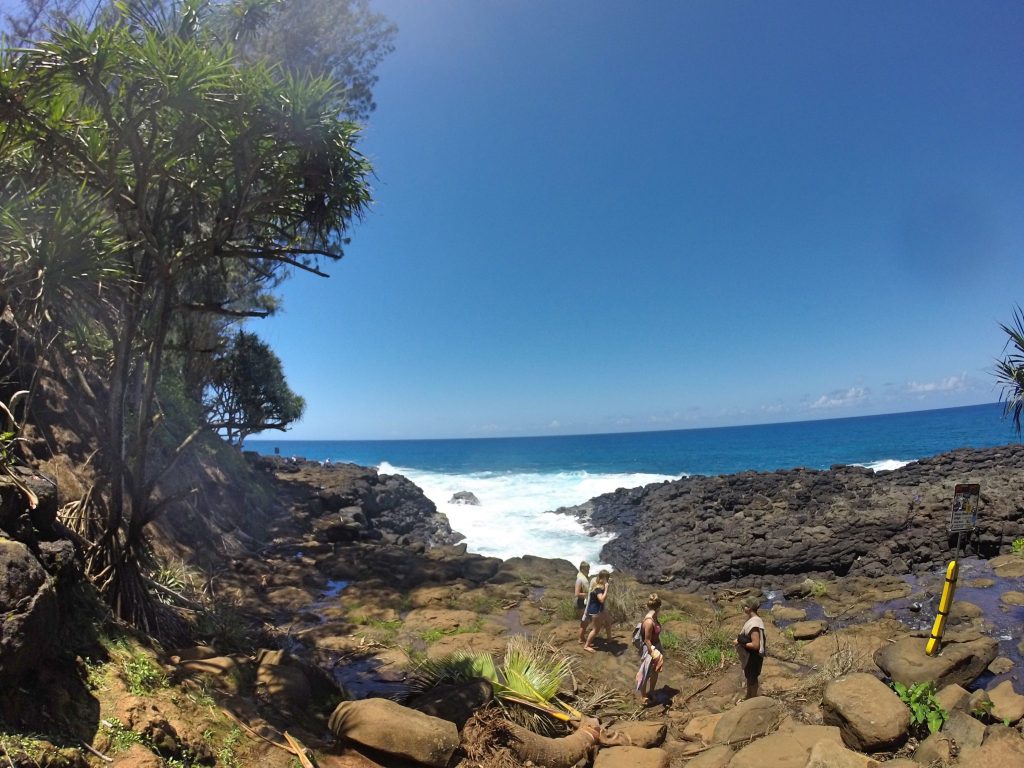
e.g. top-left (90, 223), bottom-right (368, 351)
top-left (248, 403), bottom-right (1019, 563)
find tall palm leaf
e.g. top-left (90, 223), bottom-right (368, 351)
top-left (996, 305), bottom-right (1024, 435)
top-left (407, 636), bottom-right (582, 733)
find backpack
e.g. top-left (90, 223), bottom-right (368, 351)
top-left (631, 621), bottom-right (645, 654)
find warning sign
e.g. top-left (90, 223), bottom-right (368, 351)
top-left (948, 484), bottom-right (980, 533)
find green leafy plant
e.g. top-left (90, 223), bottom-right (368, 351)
top-left (407, 635), bottom-right (580, 733)
top-left (891, 681), bottom-right (947, 734)
top-left (121, 653), bottom-right (167, 695)
top-left (659, 629), bottom-right (682, 653)
top-left (218, 727), bottom-right (244, 768)
top-left (101, 719), bottom-right (143, 753)
top-left (1012, 537), bottom-right (1024, 555)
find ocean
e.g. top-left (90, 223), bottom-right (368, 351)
top-left (248, 402), bottom-right (1019, 568)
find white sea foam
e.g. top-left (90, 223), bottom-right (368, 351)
top-left (858, 459), bottom-right (914, 472)
top-left (377, 462), bottom-right (677, 567)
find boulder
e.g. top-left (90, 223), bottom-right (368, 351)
top-left (789, 619), bottom-right (828, 640)
top-left (682, 713), bottom-right (721, 744)
top-left (711, 696), bottom-right (785, 745)
top-left (328, 698), bottom-right (459, 768)
top-left (0, 539), bottom-right (58, 684)
top-left (449, 491), bottom-right (480, 505)
top-left (592, 745), bottom-right (669, 768)
top-left (941, 710), bottom-right (985, 752)
top-left (1001, 590), bottom-right (1024, 607)
top-left (255, 662), bottom-right (311, 713)
top-left (967, 725), bottom-right (1024, 768)
top-left (727, 724), bottom-right (842, 768)
top-left (913, 732), bottom-right (954, 764)
top-left (682, 744), bottom-right (732, 768)
top-left (934, 683), bottom-right (970, 714)
top-left (605, 720), bottom-right (666, 748)
top-left (806, 738), bottom-right (882, 767)
top-left (822, 673), bottom-right (910, 752)
top-left (176, 655), bottom-right (247, 695)
top-left (873, 635), bottom-right (998, 689)
top-left (771, 605), bottom-right (807, 621)
top-left (988, 680), bottom-right (1024, 724)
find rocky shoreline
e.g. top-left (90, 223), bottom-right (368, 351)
top-left (555, 444), bottom-right (1024, 592)
top-left (3, 446), bottom-right (1024, 767)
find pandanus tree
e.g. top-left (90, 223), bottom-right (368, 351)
top-left (996, 305), bottom-right (1024, 436)
top-left (0, 0), bottom-right (372, 632)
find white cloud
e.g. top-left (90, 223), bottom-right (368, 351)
top-left (546, 419), bottom-right (561, 429)
top-left (810, 386), bottom-right (868, 410)
top-left (905, 373), bottom-right (968, 394)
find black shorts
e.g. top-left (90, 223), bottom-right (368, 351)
top-left (576, 596), bottom-right (586, 611)
top-left (744, 652), bottom-right (764, 681)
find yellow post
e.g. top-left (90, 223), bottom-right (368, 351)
top-left (925, 559), bottom-right (958, 656)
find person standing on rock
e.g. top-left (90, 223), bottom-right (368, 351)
top-left (736, 596), bottom-right (766, 699)
top-left (582, 570), bottom-right (611, 652)
top-left (635, 593), bottom-right (664, 706)
top-left (576, 561), bottom-right (592, 644)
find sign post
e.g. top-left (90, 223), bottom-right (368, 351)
top-left (926, 483), bottom-right (980, 656)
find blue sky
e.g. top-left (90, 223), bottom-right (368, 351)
top-left (255, 0), bottom-right (1024, 440)
top-left (7, 1), bottom-right (1022, 440)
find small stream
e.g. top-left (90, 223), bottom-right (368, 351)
top-left (767, 558), bottom-right (1023, 690)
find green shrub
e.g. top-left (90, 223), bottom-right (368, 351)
top-left (1012, 537), bottom-right (1024, 555)
top-left (891, 681), bottom-right (946, 734)
top-left (101, 719), bottom-right (142, 753)
top-left (121, 654), bottom-right (166, 695)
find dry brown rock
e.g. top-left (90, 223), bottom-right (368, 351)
top-left (941, 710), bottom-right (986, 753)
top-left (913, 731), bottom-right (954, 764)
top-left (873, 635), bottom-right (998, 689)
top-left (805, 738), bottom-right (882, 767)
top-left (934, 682), bottom-right (970, 714)
top-left (681, 744), bottom-right (732, 768)
top-left (605, 720), bottom-right (666, 748)
top-left (711, 697), bottom-right (785, 745)
top-left (988, 680), bottom-right (1024, 724)
top-left (789, 619), bottom-right (828, 640)
top-left (967, 725), bottom-right (1024, 767)
top-left (771, 605), bottom-right (807, 621)
top-left (727, 724), bottom-right (842, 768)
top-left (822, 673), bottom-right (910, 752)
top-left (682, 713), bottom-right (722, 744)
top-left (328, 698), bottom-right (458, 768)
top-left (592, 745), bottom-right (670, 768)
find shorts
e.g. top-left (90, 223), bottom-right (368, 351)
top-left (744, 652), bottom-right (764, 682)
top-left (576, 596), bottom-right (586, 611)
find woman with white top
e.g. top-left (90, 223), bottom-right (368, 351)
top-left (736, 596), bottom-right (766, 699)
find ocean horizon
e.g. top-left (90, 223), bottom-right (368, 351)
top-left (249, 402), bottom-right (1019, 567)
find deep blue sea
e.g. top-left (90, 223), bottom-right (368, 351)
top-left (248, 402), bottom-right (1019, 566)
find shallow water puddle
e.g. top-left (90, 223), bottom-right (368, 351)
top-left (768, 558), bottom-right (1023, 689)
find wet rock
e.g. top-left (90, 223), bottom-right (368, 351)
top-left (989, 656), bottom-right (1016, 675)
top-left (822, 673), bottom-right (910, 752)
top-left (789, 620), bottom-right (828, 640)
top-left (991, 554), bottom-right (1024, 579)
top-left (449, 491), bottom-right (480, 505)
top-left (770, 605), bottom-right (807, 621)
top-left (1000, 590), bottom-right (1024, 606)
